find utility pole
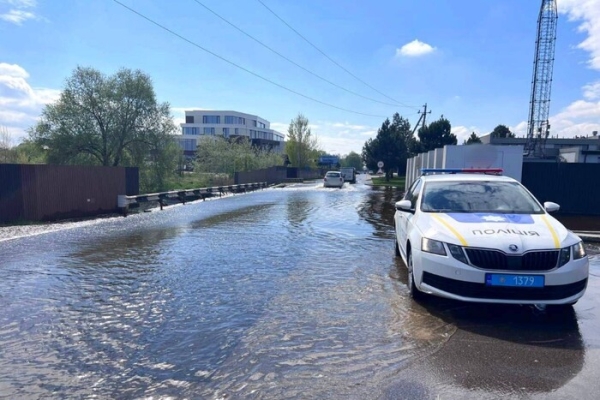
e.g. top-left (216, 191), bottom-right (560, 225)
top-left (420, 103), bottom-right (432, 130)
top-left (412, 103), bottom-right (432, 136)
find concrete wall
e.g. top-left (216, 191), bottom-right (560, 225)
top-left (405, 144), bottom-right (524, 189)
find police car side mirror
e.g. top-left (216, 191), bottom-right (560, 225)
top-left (544, 201), bottom-right (560, 213)
top-left (395, 200), bottom-right (412, 211)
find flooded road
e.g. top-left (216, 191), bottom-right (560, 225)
top-left (1, 174), bottom-right (599, 399)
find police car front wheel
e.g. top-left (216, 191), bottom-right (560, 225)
top-left (407, 252), bottom-right (424, 300)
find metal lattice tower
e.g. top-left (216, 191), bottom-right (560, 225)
top-left (525, 0), bottom-right (558, 157)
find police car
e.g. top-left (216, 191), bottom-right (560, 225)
top-left (394, 168), bottom-right (589, 307)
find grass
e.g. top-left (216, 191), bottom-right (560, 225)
top-left (370, 175), bottom-right (406, 188)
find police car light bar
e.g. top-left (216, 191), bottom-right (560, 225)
top-left (421, 168), bottom-right (503, 175)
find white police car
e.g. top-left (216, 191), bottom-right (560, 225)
top-left (394, 168), bottom-right (589, 307)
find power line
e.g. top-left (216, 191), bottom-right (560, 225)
top-left (255, 0), bottom-right (419, 111)
top-left (111, 0), bottom-right (387, 119)
top-left (192, 0), bottom-right (402, 108)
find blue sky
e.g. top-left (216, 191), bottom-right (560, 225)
top-left (1, 0), bottom-right (599, 156)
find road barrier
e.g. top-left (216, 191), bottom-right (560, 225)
top-left (117, 182), bottom-right (267, 216)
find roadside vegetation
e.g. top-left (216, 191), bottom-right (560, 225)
top-left (25, 66), bottom-right (180, 193)
top-left (371, 175), bottom-right (406, 188)
top-left (285, 113), bottom-right (323, 168)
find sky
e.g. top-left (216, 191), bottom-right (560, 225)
top-left (1, 0), bottom-right (600, 156)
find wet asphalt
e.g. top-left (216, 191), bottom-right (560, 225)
top-left (0, 174), bottom-right (598, 399)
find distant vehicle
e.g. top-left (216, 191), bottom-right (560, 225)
top-left (323, 171), bottom-right (344, 188)
top-left (340, 167), bottom-right (356, 184)
top-left (394, 168), bottom-right (589, 309)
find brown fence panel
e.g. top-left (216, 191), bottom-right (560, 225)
top-left (0, 164), bottom-right (25, 224)
top-left (19, 164), bottom-right (127, 221)
top-left (235, 166), bottom-right (287, 185)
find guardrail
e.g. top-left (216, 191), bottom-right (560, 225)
top-left (117, 182), bottom-right (268, 216)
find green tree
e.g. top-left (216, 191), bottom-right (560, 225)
top-left (285, 113), bottom-right (320, 168)
top-left (490, 124), bottom-right (515, 138)
top-left (195, 136), bottom-right (283, 175)
top-left (464, 132), bottom-right (482, 145)
top-left (29, 66), bottom-right (181, 191)
top-left (417, 116), bottom-right (457, 152)
top-left (340, 151), bottom-right (363, 170)
top-left (362, 114), bottom-right (410, 181)
top-left (14, 139), bottom-right (47, 164)
top-left (0, 126), bottom-right (18, 163)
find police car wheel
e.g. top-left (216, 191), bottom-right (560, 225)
top-left (407, 251), bottom-right (424, 300)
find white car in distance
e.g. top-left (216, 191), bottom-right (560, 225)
top-left (323, 171), bottom-right (344, 188)
top-left (394, 168), bottom-right (589, 309)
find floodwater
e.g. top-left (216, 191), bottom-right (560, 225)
top-left (1, 174), bottom-right (599, 399)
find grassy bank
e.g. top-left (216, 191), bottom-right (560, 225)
top-left (370, 175), bottom-right (406, 188)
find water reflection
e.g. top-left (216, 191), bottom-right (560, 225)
top-left (357, 186), bottom-right (403, 239)
top-left (391, 257), bottom-right (584, 396)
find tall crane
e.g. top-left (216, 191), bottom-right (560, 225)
top-left (525, 0), bottom-right (558, 157)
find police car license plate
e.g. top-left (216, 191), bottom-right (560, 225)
top-left (485, 274), bottom-right (545, 288)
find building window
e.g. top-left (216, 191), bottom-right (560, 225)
top-left (252, 120), bottom-right (257, 127)
top-left (203, 127), bottom-right (215, 135)
top-left (185, 115), bottom-right (194, 123)
top-left (235, 128), bottom-right (239, 135)
top-left (202, 115), bottom-right (220, 124)
top-left (224, 116), bottom-right (246, 125)
top-left (183, 127), bottom-right (199, 135)
top-left (223, 127), bottom-right (229, 137)
top-left (258, 122), bottom-right (266, 129)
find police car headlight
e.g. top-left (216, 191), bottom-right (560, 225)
top-left (573, 241), bottom-right (586, 260)
top-left (559, 247), bottom-right (571, 267)
top-left (447, 244), bottom-right (468, 264)
top-left (422, 238), bottom-right (446, 256)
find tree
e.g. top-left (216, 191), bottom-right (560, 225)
top-left (285, 113), bottom-right (320, 168)
top-left (0, 126), bottom-right (17, 163)
top-left (14, 139), bottom-right (47, 164)
top-left (28, 66), bottom-right (181, 192)
top-left (362, 113), bottom-right (410, 181)
top-left (340, 151), bottom-right (363, 170)
top-left (490, 124), bottom-right (515, 138)
top-left (417, 116), bottom-right (457, 152)
top-left (464, 132), bottom-right (482, 145)
top-left (195, 136), bottom-right (283, 175)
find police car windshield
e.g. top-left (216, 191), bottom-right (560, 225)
top-left (420, 181), bottom-right (544, 214)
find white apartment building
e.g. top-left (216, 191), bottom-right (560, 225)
top-left (175, 110), bottom-right (286, 157)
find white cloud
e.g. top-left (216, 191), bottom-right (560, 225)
top-left (452, 126), bottom-right (482, 144)
top-left (396, 39), bottom-right (435, 58)
top-left (558, 0), bottom-right (600, 70)
top-left (0, 9), bottom-right (35, 24)
top-left (583, 81), bottom-right (600, 100)
top-left (0, 63), bottom-right (60, 143)
top-left (272, 120), bottom-right (377, 156)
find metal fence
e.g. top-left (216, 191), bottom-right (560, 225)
top-left (0, 164), bottom-right (138, 224)
top-left (235, 166), bottom-right (324, 185)
top-left (522, 162), bottom-right (600, 215)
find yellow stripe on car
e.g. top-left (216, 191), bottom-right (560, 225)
top-left (541, 215), bottom-right (560, 248)
top-left (431, 214), bottom-right (468, 246)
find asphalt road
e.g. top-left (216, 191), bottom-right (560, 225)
top-left (0, 174), bottom-right (598, 399)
